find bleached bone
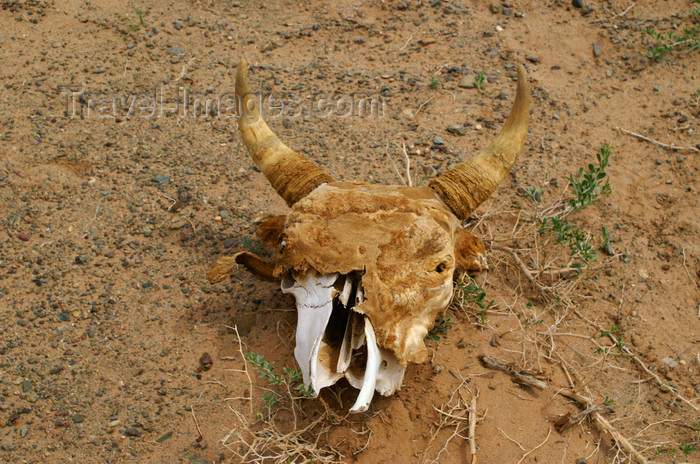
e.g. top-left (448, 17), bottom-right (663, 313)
top-left (281, 273), bottom-right (338, 394)
top-left (349, 316), bottom-right (380, 413)
top-left (338, 274), bottom-right (354, 307)
top-left (343, 317), bottom-right (405, 397)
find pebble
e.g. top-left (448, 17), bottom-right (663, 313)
top-left (49, 366), bottom-right (63, 375)
top-left (419, 37), bottom-right (436, 46)
top-left (447, 125), bottom-right (468, 136)
top-left (72, 414), bottom-right (85, 424)
top-left (432, 136), bottom-right (445, 146)
top-left (199, 352), bottom-right (213, 367)
top-left (662, 357), bottom-right (677, 369)
top-left (572, 0), bottom-right (583, 8)
top-left (125, 427), bottom-right (142, 437)
top-left (169, 218), bottom-right (187, 230)
top-left (458, 74), bottom-right (477, 89)
top-left (165, 47), bottom-right (184, 56)
top-left (593, 43), bottom-right (601, 57)
top-left (173, 21), bottom-right (182, 30)
top-left (152, 176), bottom-right (171, 184)
top-left (187, 455), bottom-right (209, 464)
top-left (22, 380), bottom-right (32, 392)
top-left (17, 233), bottom-right (30, 241)
top-left (525, 56), bottom-right (540, 64)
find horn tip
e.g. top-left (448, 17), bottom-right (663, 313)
top-left (236, 58), bottom-right (250, 96)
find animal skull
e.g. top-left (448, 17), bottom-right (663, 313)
top-left (209, 59), bottom-right (530, 412)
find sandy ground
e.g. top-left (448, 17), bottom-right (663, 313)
top-left (0, 0), bottom-right (699, 463)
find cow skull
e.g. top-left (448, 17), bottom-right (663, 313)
top-left (210, 59), bottom-right (530, 412)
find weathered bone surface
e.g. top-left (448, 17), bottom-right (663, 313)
top-left (281, 272), bottom-right (405, 412)
top-left (210, 58), bottom-right (529, 413)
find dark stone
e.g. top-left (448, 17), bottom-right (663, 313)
top-left (572, 0), bottom-right (583, 8)
top-left (125, 427), bottom-right (142, 437)
top-left (199, 352), bottom-right (213, 367)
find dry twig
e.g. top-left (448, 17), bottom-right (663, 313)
top-left (479, 355), bottom-right (547, 390)
top-left (616, 127), bottom-right (699, 153)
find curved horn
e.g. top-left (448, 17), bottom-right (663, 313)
top-left (236, 58), bottom-right (333, 206)
top-left (429, 65), bottom-right (530, 220)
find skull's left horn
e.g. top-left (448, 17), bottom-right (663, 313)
top-left (236, 59), bottom-right (333, 206)
top-left (429, 65), bottom-right (530, 220)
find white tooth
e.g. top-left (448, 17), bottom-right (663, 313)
top-left (337, 311), bottom-right (355, 373)
top-left (350, 311), bottom-right (366, 349)
top-left (338, 274), bottom-right (354, 307)
top-left (281, 273), bottom-right (338, 394)
top-left (351, 284), bottom-right (366, 349)
top-left (349, 317), bottom-right (380, 413)
top-left (375, 346), bottom-right (405, 396)
top-left (315, 340), bottom-right (343, 391)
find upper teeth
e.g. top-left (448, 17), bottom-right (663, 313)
top-left (282, 272), bottom-right (405, 413)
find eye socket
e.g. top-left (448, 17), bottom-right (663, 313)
top-left (435, 262), bottom-right (447, 273)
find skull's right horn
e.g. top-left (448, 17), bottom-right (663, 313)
top-left (429, 65), bottom-right (530, 220)
top-left (236, 59), bottom-right (333, 207)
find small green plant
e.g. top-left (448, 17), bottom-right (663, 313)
top-left (429, 75), bottom-right (441, 89)
top-left (127, 1), bottom-right (145, 31)
top-left (474, 71), bottom-right (486, 91)
top-left (520, 316), bottom-right (544, 329)
top-left (426, 316), bottom-right (454, 341)
top-left (680, 443), bottom-right (697, 455)
top-left (596, 325), bottom-right (620, 339)
top-left (644, 1), bottom-right (700, 58)
top-left (568, 144), bottom-right (612, 210)
top-left (655, 446), bottom-right (677, 456)
top-left (455, 279), bottom-right (494, 324)
top-left (538, 215), bottom-right (598, 266)
top-left (245, 352), bottom-right (315, 403)
top-left (525, 186), bottom-right (542, 202)
top-left (645, 27), bottom-right (700, 58)
top-left (262, 392), bottom-right (276, 409)
top-left (594, 327), bottom-right (627, 357)
top-left (602, 395), bottom-right (615, 406)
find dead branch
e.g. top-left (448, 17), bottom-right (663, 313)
top-left (554, 404), bottom-right (612, 432)
top-left (557, 363), bottom-right (649, 464)
top-left (615, 127), bottom-right (699, 153)
top-left (479, 355), bottom-right (547, 390)
top-left (468, 394), bottom-right (478, 464)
